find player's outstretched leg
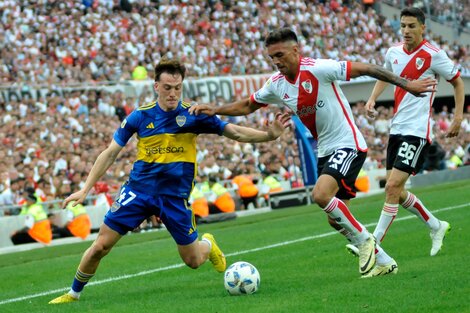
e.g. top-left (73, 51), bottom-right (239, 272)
top-left (48, 268), bottom-right (94, 304)
top-left (49, 224), bottom-right (120, 304)
top-left (321, 197), bottom-right (376, 274)
top-left (202, 233), bottom-right (226, 272)
top-left (430, 220), bottom-right (451, 256)
top-left (400, 192), bottom-right (450, 256)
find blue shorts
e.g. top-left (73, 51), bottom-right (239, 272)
top-left (104, 184), bottom-right (198, 245)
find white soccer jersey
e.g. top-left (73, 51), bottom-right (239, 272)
top-left (384, 40), bottom-right (460, 140)
top-left (251, 57), bottom-right (367, 157)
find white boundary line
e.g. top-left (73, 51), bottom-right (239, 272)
top-left (0, 202), bottom-right (468, 306)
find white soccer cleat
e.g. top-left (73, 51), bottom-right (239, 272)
top-left (430, 221), bottom-right (451, 256)
top-left (361, 259), bottom-right (398, 278)
top-left (357, 235), bottom-right (376, 275)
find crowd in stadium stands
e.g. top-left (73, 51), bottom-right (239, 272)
top-left (0, 87), bottom-right (469, 215)
top-left (0, 0), bottom-right (469, 216)
top-left (384, 0), bottom-right (470, 34)
top-left (0, 0), bottom-right (469, 85)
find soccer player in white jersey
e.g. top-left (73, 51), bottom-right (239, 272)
top-left (190, 28), bottom-right (436, 276)
top-left (363, 7), bottom-right (465, 276)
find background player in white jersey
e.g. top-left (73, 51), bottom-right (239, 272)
top-left (364, 7), bottom-right (465, 272)
top-left (190, 28), bottom-right (436, 276)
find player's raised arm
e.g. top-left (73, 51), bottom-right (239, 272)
top-left (350, 62), bottom-right (437, 97)
top-left (189, 97), bottom-right (259, 116)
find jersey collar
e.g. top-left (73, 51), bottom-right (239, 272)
top-left (403, 39), bottom-right (427, 55)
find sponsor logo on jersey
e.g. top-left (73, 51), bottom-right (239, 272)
top-left (283, 93), bottom-right (289, 99)
top-left (146, 122), bottom-right (154, 129)
top-left (393, 59), bottom-right (398, 64)
top-left (145, 146), bottom-right (185, 155)
top-left (301, 79), bottom-right (312, 94)
top-left (176, 115), bottom-right (186, 127)
top-left (296, 100), bottom-right (325, 117)
top-left (121, 119), bottom-right (127, 128)
top-left (296, 105), bottom-right (316, 117)
top-left (416, 57), bottom-right (425, 70)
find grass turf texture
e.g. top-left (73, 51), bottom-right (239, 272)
top-left (0, 179), bottom-right (469, 313)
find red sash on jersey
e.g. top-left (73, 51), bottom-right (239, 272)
top-left (297, 71), bottom-right (319, 139)
top-left (394, 49), bottom-right (431, 113)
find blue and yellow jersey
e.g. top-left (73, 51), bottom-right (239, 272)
top-left (114, 100), bottom-right (228, 199)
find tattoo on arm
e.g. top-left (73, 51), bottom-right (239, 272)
top-left (368, 65), bottom-right (408, 88)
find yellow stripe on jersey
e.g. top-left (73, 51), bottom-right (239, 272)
top-left (138, 101), bottom-right (157, 111)
top-left (181, 101), bottom-right (192, 108)
top-left (136, 133), bottom-right (197, 163)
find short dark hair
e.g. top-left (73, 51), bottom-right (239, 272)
top-left (26, 193), bottom-right (37, 202)
top-left (401, 7), bottom-right (426, 25)
top-left (154, 57), bottom-right (186, 82)
top-left (264, 28), bottom-right (298, 47)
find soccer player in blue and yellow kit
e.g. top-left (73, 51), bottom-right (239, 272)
top-left (49, 58), bottom-right (290, 304)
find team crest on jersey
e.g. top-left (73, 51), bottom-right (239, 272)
top-left (416, 57), bottom-right (425, 70)
top-left (301, 80), bottom-right (312, 94)
top-left (176, 115), bottom-right (186, 127)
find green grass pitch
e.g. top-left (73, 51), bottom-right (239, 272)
top-left (0, 179), bottom-right (469, 313)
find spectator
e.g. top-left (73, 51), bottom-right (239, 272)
top-left (190, 185), bottom-right (209, 222)
top-left (10, 188), bottom-right (52, 245)
top-left (373, 111), bottom-right (390, 135)
top-left (259, 169), bottom-right (283, 206)
top-left (207, 175), bottom-right (236, 214)
top-left (423, 141), bottom-right (447, 171)
top-left (232, 172), bottom-right (259, 210)
top-left (131, 63), bottom-right (148, 80)
top-left (53, 151), bottom-right (68, 176)
top-left (50, 194), bottom-right (91, 240)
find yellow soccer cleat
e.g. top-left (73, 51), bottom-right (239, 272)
top-left (48, 293), bottom-right (78, 304)
top-left (357, 235), bottom-right (376, 275)
top-left (202, 233), bottom-right (226, 273)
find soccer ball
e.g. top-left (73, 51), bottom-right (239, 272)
top-left (224, 261), bottom-right (260, 295)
